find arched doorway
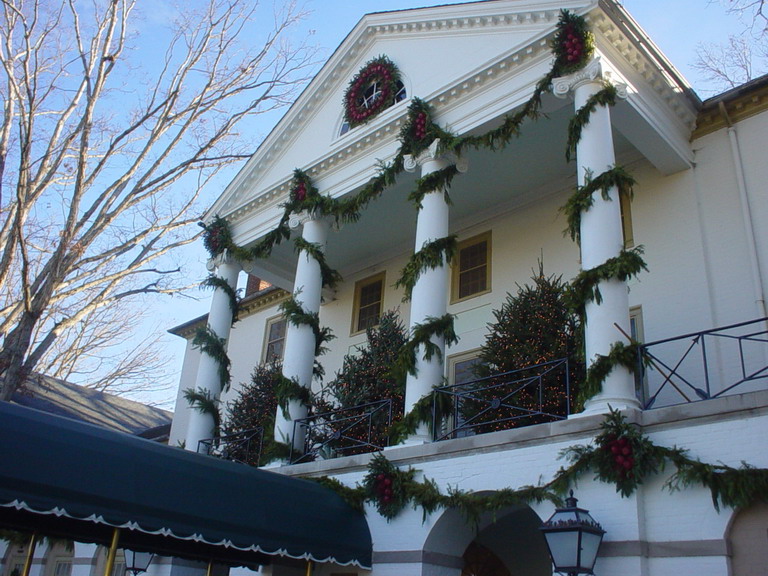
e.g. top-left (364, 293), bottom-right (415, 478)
top-left (424, 498), bottom-right (551, 576)
top-left (727, 502), bottom-right (768, 575)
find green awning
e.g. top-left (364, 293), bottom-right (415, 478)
top-left (0, 402), bottom-right (371, 569)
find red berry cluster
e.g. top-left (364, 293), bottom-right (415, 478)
top-left (292, 181), bottom-right (307, 203)
top-left (561, 25), bottom-right (585, 63)
top-left (203, 226), bottom-right (226, 256)
top-left (413, 111), bottom-right (428, 140)
top-left (606, 435), bottom-right (635, 477)
top-left (374, 473), bottom-right (395, 504)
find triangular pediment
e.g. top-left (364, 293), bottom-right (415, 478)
top-left (210, 0), bottom-right (698, 252)
top-left (208, 1), bottom-right (595, 235)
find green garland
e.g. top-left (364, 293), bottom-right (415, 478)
top-left (200, 215), bottom-right (233, 257)
top-left (385, 391), bottom-right (450, 446)
top-left (408, 166), bottom-right (460, 209)
top-left (274, 374), bottom-right (312, 418)
top-left (201, 274), bottom-right (241, 324)
top-left (294, 237), bottom-right (343, 290)
top-left (399, 98), bottom-right (456, 157)
top-left (561, 166), bottom-right (636, 243)
top-left (183, 387), bottom-right (221, 438)
top-left (578, 342), bottom-right (641, 407)
top-left (395, 236), bottom-right (458, 302)
top-left (192, 325), bottom-right (231, 392)
top-left (394, 314), bottom-right (459, 378)
top-left (316, 409), bottom-right (768, 523)
top-left (566, 84), bottom-right (618, 161)
top-left (279, 295), bottom-right (336, 356)
top-left (197, 11), bottom-right (630, 408)
top-left (565, 247), bottom-right (647, 319)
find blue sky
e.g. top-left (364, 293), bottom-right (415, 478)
top-left (153, 0), bottom-right (751, 407)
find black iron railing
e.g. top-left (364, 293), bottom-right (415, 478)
top-left (432, 358), bottom-right (573, 441)
top-left (638, 317), bottom-right (768, 409)
top-left (198, 427), bottom-right (263, 466)
top-left (291, 399), bottom-right (394, 464)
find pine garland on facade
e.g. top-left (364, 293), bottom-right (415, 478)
top-left (183, 387), bottom-right (222, 438)
top-left (395, 236), bottom-right (458, 302)
top-left (565, 84), bottom-right (619, 161)
top-left (201, 9), bottom-right (640, 424)
top-left (191, 325), bottom-right (231, 392)
top-left (315, 409), bottom-right (768, 522)
top-left (394, 314), bottom-right (459, 378)
top-left (294, 237), bottom-right (343, 290)
top-left (561, 166), bottom-right (636, 243)
top-left (201, 274), bottom-right (241, 323)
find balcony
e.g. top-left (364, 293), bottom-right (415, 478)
top-left (200, 317), bottom-right (768, 467)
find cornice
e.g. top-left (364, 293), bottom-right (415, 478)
top-left (692, 78), bottom-right (768, 139)
top-left (168, 287), bottom-right (290, 340)
top-left (590, 11), bottom-right (699, 130)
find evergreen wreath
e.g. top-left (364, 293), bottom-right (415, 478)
top-left (200, 215), bottom-right (233, 257)
top-left (344, 56), bottom-right (402, 127)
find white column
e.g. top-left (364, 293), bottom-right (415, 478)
top-left (275, 214), bottom-right (329, 450)
top-left (402, 142), bottom-right (466, 442)
top-left (554, 59), bottom-right (640, 413)
top-left (185, 256), bottom-right (240, 452)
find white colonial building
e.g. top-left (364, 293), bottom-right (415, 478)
top-left (166, 1), bottom-right (768, 575)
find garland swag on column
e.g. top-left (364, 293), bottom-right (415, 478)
top-left (201, 274), bottom-right (241, 323)
top-left (395, 236), bottom-right (458, 302)
top-left (198, 10), bottom-right (631, 413)
top-left (394, 313), bottom-right (459, 379)
top-left (279, 295), bottom-right (336, 357)
top-left (192, 325), bottom-right (232, 391)
top-left (183, 388), bottom-right (222, 438)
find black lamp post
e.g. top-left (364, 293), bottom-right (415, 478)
top-left (540, 491), bottom-right (605, 576)
top-left (123, 550), bottom-right (154, 576)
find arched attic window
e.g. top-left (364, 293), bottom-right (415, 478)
top-left (339, 80), bottom-right (406, 137)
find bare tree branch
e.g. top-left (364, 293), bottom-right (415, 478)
top-left (0, 0), bottom-right (317, 400)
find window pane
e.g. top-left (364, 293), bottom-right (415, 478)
top-left (265, 318), bottom-right (287, 361)
top-left (356, 278), bottom-right (383, 332)
top-left (455, 237), bottom-right (489, 300)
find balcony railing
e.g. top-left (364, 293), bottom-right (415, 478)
top-left (198, 427), bottom-right (264, 466)
top-left (638, 317), bottom-right (768, 409)
top-left (432, 358), bottom-right (574, 441)
top-left (291, 399), bottom-right (394, 464)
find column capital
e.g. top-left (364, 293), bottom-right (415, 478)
top-left (552, 57), bottom-right (628, 99)
top-left (206, 251), bottom-right (241, 273)
top-left (288, 210), bottom-right (333, 231)
top-left (403, 139), bottom-right (469, 174)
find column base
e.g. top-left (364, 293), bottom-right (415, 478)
top-left (571, 393), bottom-right (642, 418)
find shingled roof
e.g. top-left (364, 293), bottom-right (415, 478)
top-left (10, 374), bottom-right (172, 440)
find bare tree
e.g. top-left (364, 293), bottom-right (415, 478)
top-left (0, 0), bottom-right (317, 400)
top-left (695, 0), bottom-right (768, 91)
